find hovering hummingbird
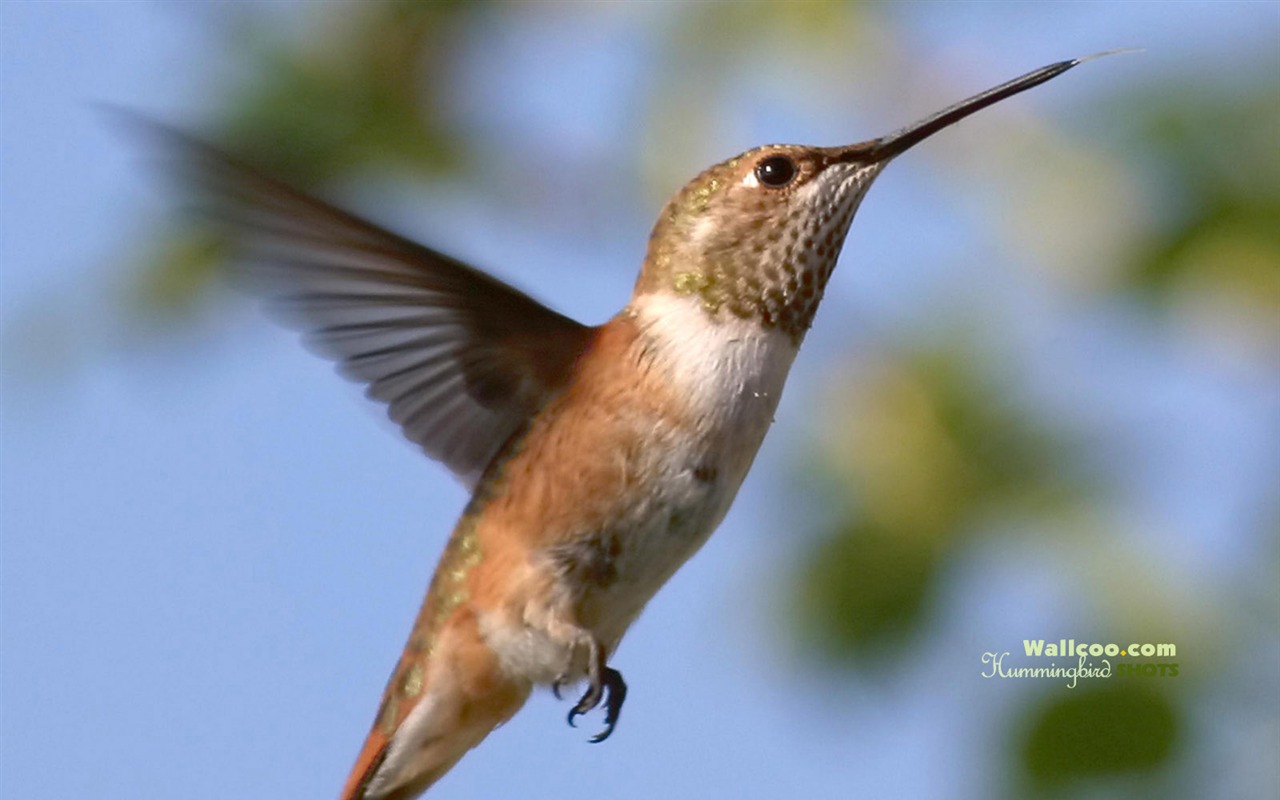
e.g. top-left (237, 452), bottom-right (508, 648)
top-left (153, 54), bottom-right (1110, 799)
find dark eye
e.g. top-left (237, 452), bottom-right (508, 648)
top-left (755, 155), bottom-right (797, 188)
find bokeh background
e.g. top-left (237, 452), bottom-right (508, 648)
top-left (3, 3), bottom-right (1277, 799)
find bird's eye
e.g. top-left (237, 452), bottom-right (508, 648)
top-left (754, 155), bottom-right (797, 188)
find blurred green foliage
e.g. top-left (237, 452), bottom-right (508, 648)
top-left (1115, 62), bottom-right (1280, 339)
top-left (125, 226), bottom-right (230, 319)
top-left (794, 336), bottom-right (1089, 666)
top-left (218, 0), bottom-right (473, 180)
top-left (796, 518), bottom-right (939, 663)
top-left (1018, 683), bottom-right (1179, 793)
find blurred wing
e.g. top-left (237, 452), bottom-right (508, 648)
top-left (163, 126), bottom-right (594, 488)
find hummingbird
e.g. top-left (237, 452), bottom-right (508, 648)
top-left (150, 54), bottom-right (1109, 799)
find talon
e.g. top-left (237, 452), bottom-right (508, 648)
top-left (559, 638), bottom-right (628, 741)
top-left (552, 679), bottom-right (563, 701)
top-left (574, 679), bottom-right (604, 714)
top-left (568, 678), bottom-right (603, 728)
top-left (588, 667), bottom-right (627, 743)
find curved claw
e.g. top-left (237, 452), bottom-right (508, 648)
top-left (556, 639), bottom-right (629, 742)
top-left (584, 667), bottom-right (627, 743)
top-left (589, 726), bottom-right (613, 744)
top-left (568, 679), bottom-right (604, 728)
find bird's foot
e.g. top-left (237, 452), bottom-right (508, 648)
top-left (564, 640), bottom-right (627, 743)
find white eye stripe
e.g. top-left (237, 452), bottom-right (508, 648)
top-left (741, 171), bottom-right (759, 189)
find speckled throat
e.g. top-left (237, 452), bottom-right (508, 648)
top-left (634, 143), bottom-right (886, 345)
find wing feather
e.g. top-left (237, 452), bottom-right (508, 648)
top-left (153, 124), bottom-right (595, 487)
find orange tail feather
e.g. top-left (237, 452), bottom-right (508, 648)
top-left (340, 606), bottom-right (530, 800)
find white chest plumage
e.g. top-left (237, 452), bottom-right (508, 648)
top-left (581, 291), bottom-right (800, 640)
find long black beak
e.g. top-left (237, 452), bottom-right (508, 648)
top-left (861, 51), bottom-right (1131, 163)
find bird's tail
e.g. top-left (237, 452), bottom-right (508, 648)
top-left (339, 605), bottom-right (530, 799)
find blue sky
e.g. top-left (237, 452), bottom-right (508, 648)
top-left (3, 3), bottom-right (1277, 799)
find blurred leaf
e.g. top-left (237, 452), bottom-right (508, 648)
top-left (792, 334), bottom-right (1091, 666)
top-left (910, 346), bottom-right (1087, 515)
top-left (793, 518), bottom-right (939, 666)
top-left (1131, 201), bottom-right (1280, 302)
top-left (816, 334), bottom-right (1090, 532)
top-left (1017, 683), bottom-right (1179, 794)
top-left (1113, 62), bottom-right (1280, 342)
top-left (217, 0), bottom-right (480, 182)
top-left (124, 225), bottom-right (230, 321)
